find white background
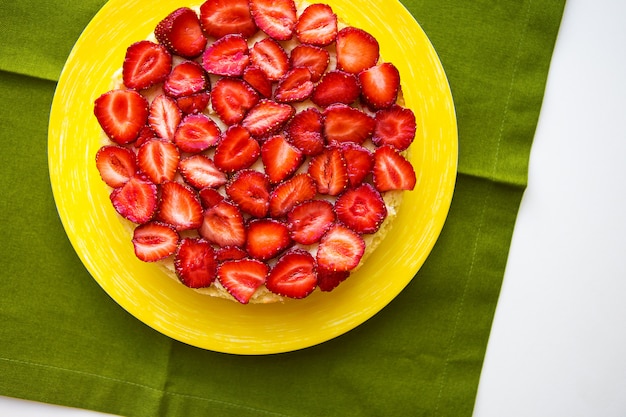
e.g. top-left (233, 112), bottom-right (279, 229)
top-left (2, 0), bottom-right (626, 415)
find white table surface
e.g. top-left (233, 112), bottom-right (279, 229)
top-left (3, 0), bottom-right (626, 415)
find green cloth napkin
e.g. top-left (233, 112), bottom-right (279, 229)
top-left (0, 0), bottom-right (565, 416)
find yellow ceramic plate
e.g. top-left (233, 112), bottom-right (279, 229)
top-left (49, 0), bottom-right (457, 355)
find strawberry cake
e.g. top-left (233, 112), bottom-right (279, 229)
top-left (93, 0), bottom-right (418, 304)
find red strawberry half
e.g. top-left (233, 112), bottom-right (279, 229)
top-left (199, 200), bottom-right (247, 247)
top-left (174, 238), bottom-right (218, 288)
top-left (211, 77), bottom-right (259, 125)
top-left (274, 67), bottom-right (314, 103)
top-left (163, 60), bottom-right (208, 98)
top-left (155, 7), bottom-right (207, 58)
top-left (213, 125), bottom-right (261, 173)
top-left (311, 70), bottom-right (360, 107)
top-left (179, 155), bottom-right (227, 190)
top-left (373, 145), bottom-right (417, 192)
top-left (359, 62), bottom-right (401, 110)
top-left (242, 99), bottom-right (295, 137)
top-left (216, 246), bottom-right (248, 262)
top-left (217, 259), bottom-right (269, 304)
top-left (249, 0), bottom-right (297, 41)
top-left (132, 222), bottom-right (179, 262)
top-left (198, 187), bottom-right (225, 208)
top-left (95, 145), bottom-right (137, 188)
top-left (156, 181), bottom-right (203, 231)
top-left (372, 104), bottom-right (416, 151)
top-left (285, 108), bottom-right (324, 156)
top-left (136, 139), bottom-right (180, 184)
top-left (295, 3), bottom-right (337, 46)
top-left (308, 146), bottom-right (348, 196)
top-left (340, 142), bottom-right (374, 187)
top-left (122, 40), bottom-right (172, 90)
top-left (246, 219), bottom-right (292, 261)
top-left (176, 91), bottom-right (211, 115)
top-left (289, 44), bottom-right (329, 82)
top-left (287, 199), bottom-right (335, 245)
top-left (250, 38), bottom-right (289, 81)
top-left (110, 175), bottom-right (158, 224)
top-left (335, 27), bottom-right (379, 74)
top-left (323, 104), bottom-right (375, 145)
top-left (261, 134), bottom-right (304, 184)
top-left (202, 34), bottom-right (250, 77)
top-left (335, 183), bottom-right (387, 234)
top-left (173, 113), bottom-right (220, 153)
top-left (316, 224), bottom-right (365, 272)
top-left (149, 94), bottom-right (182, 141)
top-left (242, 66), bottom-right (273, 98)
top-left (316, 268), bottom-right (350, 292)
top-left (225, 169), bottom-right (271, 218)
top-left (94, 89), bottom-right (149, 145)
top-left (269, 173), bottom-right (317, 218)
top-left (266, 249), bottom-right (317, 299)
top-left (199, 0), bottom-right (257, 39)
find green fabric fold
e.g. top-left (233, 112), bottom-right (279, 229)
top-left (0, 0), bottom-right (565, 416)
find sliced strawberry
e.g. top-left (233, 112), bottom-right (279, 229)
top-left (156, 181), bottom-right (203, 231)
top-left (316, 223), bottom-right (365, 272)
top-left (373, 145), bottom-right (417, 192)
top-left (174, 238), bottom-right (217, 288)
top-left (307, 146), bottom-right (348, 196)
top-left (149, 94), bottom-right (182, 141)
top-left (198, 187), bottom-right (225, 208)
top-left (211, 78), bottom-right (259, 125)
top-left (242, 65), bottom-right (273, 98)
top-left (199, 0), bottom-right (257, 39)
top-left (217, 259), bottom-right (269, 304)
top-left (335, 27), bottom-right (379, 74)
top-left (311, 70), bottom-right (360, 107)
top-left (250, 38), bottom-right (289, 81)
top-left (199, 200), bottom-right (247, 247)
top-left (95, 145), bottom-right (137, 188)
top-left (274, 67), bottom-right (314, 103)
top-left (246, 219), bottom-right (291, 261)
top-left (132, 222), bottom-right (179, 262)
top-left (202, 34), bottom-right (250, 77)
top-left (335, 183), bottom-right (387, 234)
top-left (122, 40), bottom-right (172, 90)
top-left (249, 0), bottom-right (297, 41)
top-left (173, 113), bottom-right (220, 153)
top-left (261, 134), bottom-right (304, 184)
top-left (287, 199), bottom-right (335, 245)
top-left (94, 89), bottom-right (149, 145)
top-left (288, 44), bottom-right (329, 82)
top-left (163, 61), bottom-right (208, 98)
top-left (372, 105), bottom-right (416, 151)
top-left (176, 91), bottom-right (211, 115)
top-left (266, 249), bottom-right (317, 299)
top-left (225, 169), bottom-right (271, 218)
top-left (285, 108), bottom-right (324, 156)
top-left (134, 125), bottom-right (158, 148)
top-left (155, 7), bottom-right (207, 58)
top-left (110, 175), bottom-right (158, 224)
top-left (241, 99), bottom-right (294, 138)
top-left (322, 104), bottom-right (375, 145)
top-left (213, 125), bottom-right (261, 173)
top-left (215, 245), bottom-right (248, 262)
top-left (340, 142), bottom-right (374, 187)
top-left (295, 3), bottom-right (337, 46)
top-left (179, 155), bottom-right (227, 190)
top-left (136, 139), bottom-right (180, 184)
top-left (269, 173), bottom-right (317, 218)
top-left (358, 62), bottom-right (401, 110)
top-left (316, 267), bottom-right (350, 292)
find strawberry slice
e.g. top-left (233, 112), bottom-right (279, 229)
top-left (110, 175), bottom-right (158, 224)
top-left (373, 145), bottom-right (417, 192)
top-left (155, 7), bottom-right (207, 58)
top-left (340, 143), bottom-right (374, 187)
top-left (274, 67), bottom-right (314, 103)
top-left (250, 38), bottom-right (289, 81)
top-left (136, 139), bottom-right (180, 184)
top-left (358, 62), bottom-right (401, 110)
top-left (199, 200), bottom-right (247, 247)
top-left (213, 125), bottom-right (261, 173)
top-left (242, 99), bottom-right (295, 137)
top-left (295, 3), bottom-right (337, 46)
top-left (156, 181), bottom-right (203, 231)
top-left (261, 134), bottom-right (304, 184)
top-left (307, 146), bottom-right (348, 196)
top-left (122, 40), bottom-right (172, 90)
top-left (335, 183), bottom-right (388, 234)
top-left (199, 0), bottom-right (257, 39)
top-left (316, 223), bottom-right (365, 272)
top-left (246, 219), bottom-right (292, 261)
top-left (176, 91), bottom-right (211, 115)
top-left (95, 145), bottom-right (137, 188)
top-left (266, 250), bottom-right (317, 299)
top-left (215, 246), bottom-right (248, 262)
top-left (269, 173), bottom-right (317, 218)
top-left (179, 155), bottom-right (227, 190)
top-left (322, 104), bottom-right (375, 145)
top-left (132, 222), bottom-right (179, 262)
top-left (217, 259), bottom-right (269, 304)
top-left (242, 66), bottom-right (273, 98)
top-left (134, 125), bottom-right (158, 148)
top-left (198, 187), bottom-right (225, 208)
top-left (311, 70), bottom-right (360, 108)
top-left (249, 0), bottom-right (297, 41)
top-left (316, 268), bottom-right (350, 292)
top-left (372, 105), bottom-right (416, 151)
top-left (335, 27), bottom-right (379, 74)
top-left (163, 61), bottom-right (208, 98)
top-left (173, 113), bottom-right (221, 153)
top-left (174, 238), bottom-right (218, 288)
top-left (149, 94), bottom-right (182, 141)
top-left (225, 169), bottom-right (271, 218)
top-left (287, 199), bottom-right (335, 245)
top-left (202, 34), bottom-right (250, 77)
top-left (211, 78), bottom-right (259, 125)
top-left (288, 44), bottom-right (329, 82)
top-left (94, 89), bottom-right (149, 145)
top-left (285, 108), bottom-right (324, 156)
